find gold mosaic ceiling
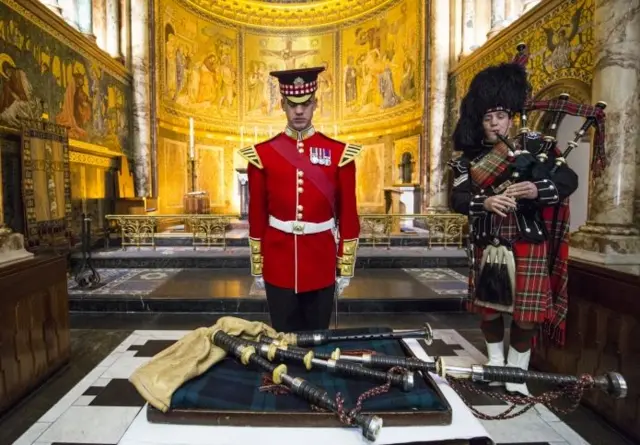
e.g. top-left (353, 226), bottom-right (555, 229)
top-left (183, 0), bottom-right (396, 28)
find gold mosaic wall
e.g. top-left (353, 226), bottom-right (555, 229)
top-left (448, 0), bottom-right (595, 148)
top-left (154, 0), bottom-right (425, 214)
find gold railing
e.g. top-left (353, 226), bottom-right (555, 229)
top-left (359, 213), bottom-right (468, 249)
top-left (104, 213), bottom-right (468, 251)
top-left (105, 214), bottom-right (237, 250)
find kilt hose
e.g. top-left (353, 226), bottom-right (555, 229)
top-left (265, 281), bottom-right (335, 332)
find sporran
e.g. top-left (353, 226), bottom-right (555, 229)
top-left (474, 217), bottom-right (516, 313)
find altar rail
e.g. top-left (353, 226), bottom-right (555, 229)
top-left (104, 213), bottom-right (468, 250)
top-left (105, 214), bottom-right (237, 250)
top-left (359, 214), bottom-right (468, 249)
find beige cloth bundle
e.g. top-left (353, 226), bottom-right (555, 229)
top-left (129, 316), bottom-right (296, 412)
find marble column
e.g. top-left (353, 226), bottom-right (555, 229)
top-left (426, 0), bottom-right (450, 211)
top-left (106, 0), bottom-right (123, 60)
top-left (487, 0), bottom-right (506, 38)
top-left (521, 0), bottom-right (540, 13)
top-left (570, 0), bottom-right (640, 264)
top-left (120, 0), bottom-right (132, 69)
top-left (93, 0), bottom-right (107, 51)
top-left (41, 0), bottom-right (62, 16)
top-left (77, 0), bottom-right (95, 38)
top-left (131, 0), bottom-right (151, 196)
top-left (59, 0), bottom-right (79, 29)
top-left (459, 0), bottom-right (475, 58)
top-left (505, 0), bottom-right (522, 26)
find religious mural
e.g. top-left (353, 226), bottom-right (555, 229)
top-left (160, 0), bottom-right (239, 120)
top-left (243, 32), bottom-right (335, 121)
top-left (157, 0), bottom-right (422, 130)
top-left (340, 0), bottom-right (420, 121)
top-left (155, 0), bottom-right (423, 213)
top-left (0, 0), bottom-right (130, 154)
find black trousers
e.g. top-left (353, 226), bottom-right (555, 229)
top-left (264, 282), bottom-right (335, 332)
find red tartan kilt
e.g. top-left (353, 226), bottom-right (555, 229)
top-left (469, 239), bottom-right (552, 323)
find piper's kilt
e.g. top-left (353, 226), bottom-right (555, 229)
top-left (170, 328), bottom-right (447, 413)
top-left (468, 214), bottom-right (554, 324)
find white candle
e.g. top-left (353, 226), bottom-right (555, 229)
top-left (189, 117), bottom-right (195, 159)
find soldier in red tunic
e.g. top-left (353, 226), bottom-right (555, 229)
top-left (238, 66), bottom-right (361, 332)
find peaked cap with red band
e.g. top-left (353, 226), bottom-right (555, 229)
top-left (269, 66), bottom-right (325, 104)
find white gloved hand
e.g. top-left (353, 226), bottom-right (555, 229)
top-left (336, 277), bottom-right (350, 296)
top-left (253, 276), bottom-right (265, 290)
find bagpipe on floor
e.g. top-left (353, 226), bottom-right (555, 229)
top-left (129, 317), bottom-right (626, 442)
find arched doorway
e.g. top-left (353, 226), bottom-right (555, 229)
top-left (530, 80), bottom-right (592, 232)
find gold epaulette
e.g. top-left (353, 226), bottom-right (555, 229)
top-left (338, 143), bottom-right (363, 167)
top-left (238, 145), bottom-right (263, 169)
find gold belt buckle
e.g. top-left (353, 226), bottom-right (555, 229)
top-left (292, 221), bottom-right (305, 235)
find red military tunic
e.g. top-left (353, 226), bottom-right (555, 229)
top-left (238, 126), bottom-right (361, 293)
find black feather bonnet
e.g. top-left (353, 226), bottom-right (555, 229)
top-left (452, 62), bottom-right (530, 154)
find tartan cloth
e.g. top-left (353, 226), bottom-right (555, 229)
top-left (511, 42), bottom-right (607, 177)
top-left (467, 143), bottom-right (570, 345)
top-left (524, 98), bottom-right (607, 177)
top-left (170, 327), bottom-right (447, 413)
top-left (469, 141), bottom-right (511, 187)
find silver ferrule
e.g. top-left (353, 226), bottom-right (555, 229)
top-left (363, 415), bottom-right (383, 441)
top-left (313, 333), bottom-right (323, 345)
top-left (259, 344), bottom-right (269, 354)
top-left (326, 359), bottom-right (337, 372)
top-left (445, 365), bottom-right (473, 378)
top-left (402, 372), bottom-right (415, 392)
top-left (312, 358), bottom-right (325, 367)
top-left (470, 364), bottom-right (485, 382)
top-left (288, 376), bottom-right (302, 389)
top-left (339, 354), bottom-right (366, 363)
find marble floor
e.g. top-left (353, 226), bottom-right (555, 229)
top-left (1, 313), bottom-right (634, 445)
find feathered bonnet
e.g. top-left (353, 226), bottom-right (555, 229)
top-left (452, 43), bottom-right (531, 154)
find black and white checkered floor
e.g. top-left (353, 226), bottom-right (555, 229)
top-left (12, 328), bottom-right (594, 445)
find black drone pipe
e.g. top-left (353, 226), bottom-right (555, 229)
top-left (212, 330), bottom-right (383, 441)
top-left (240, 337), bottom-right (415, 392)
top-left (260, 323), bottom-right (434, 347)
top-left (256, 341), bottom-right (627, 399)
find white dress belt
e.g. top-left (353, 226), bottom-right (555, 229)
top-left (269, 216), bottom-right (335, 235)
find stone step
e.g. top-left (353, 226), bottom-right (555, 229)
top-left (71, 246), bottom-right (468, 269)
